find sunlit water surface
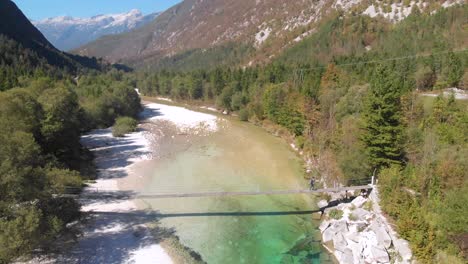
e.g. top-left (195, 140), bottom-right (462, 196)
top-left (133, 118), bottom-right (334, 264)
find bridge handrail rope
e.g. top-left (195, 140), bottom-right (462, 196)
top-left (133, 185), bottom-right (373, 199)
top-left (62, 182), bottom-right (374, 199)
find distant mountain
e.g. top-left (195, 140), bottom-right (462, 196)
top-left (74, 0), bottom-right (463, 69)
top-left (0, 0), bottom-right (102, 88)
top-left (33, 10), bottom-right (159, 51)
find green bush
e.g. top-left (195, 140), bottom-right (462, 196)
top-left (112, 117), bottom-right (138, 137)
top-left (238, 108), bottom-right (250, 121)
top-left (295, 136), bottom-right (305, 149)
top-left (328, 209), bottom-right (344, 220)
top-left (319, 193), bottom-right (332, 202)
top-left (363, 200), bottom-right (373, 211)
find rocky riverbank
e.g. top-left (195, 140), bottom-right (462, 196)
top-left (318, 187), bottom-right (413, 264)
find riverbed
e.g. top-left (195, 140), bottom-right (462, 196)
top-left (126, 101), bottom-right (335, 263)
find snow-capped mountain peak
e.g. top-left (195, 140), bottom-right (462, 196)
top-left (32, 9), bottom-right (159, 51)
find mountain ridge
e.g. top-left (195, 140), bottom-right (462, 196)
top-left (74, 0), bottom-right (463, 69)
top-left (0, 0), bottom-right (106, 91)
top-left (33, 9), bottom-right (160, 51)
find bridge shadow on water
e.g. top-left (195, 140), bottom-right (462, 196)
top-left (83, 190), bottom-right (360, 219)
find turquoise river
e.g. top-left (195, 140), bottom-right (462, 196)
top-left (131, 105), bottom-right (335, 264)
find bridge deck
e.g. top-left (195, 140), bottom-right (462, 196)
top-left (134, 185), bottom-right (373, 199)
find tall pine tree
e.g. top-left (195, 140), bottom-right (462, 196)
top-left (362, 64), bottom-right (405, 171)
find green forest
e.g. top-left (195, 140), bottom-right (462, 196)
top-left (0, 43), bottom-right (141, 262)
top-left (0, 3), bottom-right (467, 264)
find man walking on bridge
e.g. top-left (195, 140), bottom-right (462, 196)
top-left (309, 178), bottom-right (315, 190)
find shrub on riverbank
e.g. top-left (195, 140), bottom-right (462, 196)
top-left (112, 117), bottom-right (138, 137)
top-left (329, 209), bottom-right (344, 220)
top-left (0, 71), bottom-right (143, 262)
top-left (238, 109), bottom-right (249, 121)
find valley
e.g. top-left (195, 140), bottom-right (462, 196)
top-left (1, 0), bottom-right (467, 263)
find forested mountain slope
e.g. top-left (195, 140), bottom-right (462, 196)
top-left (74, 0), bottom-right (463, 70)
top-left (0, 0), bottom-right (104, 91)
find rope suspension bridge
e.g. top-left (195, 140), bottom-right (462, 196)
top-left (63, 177), bottom-right (375, 199)
top-left (134, 185), bottom-right (372, 199)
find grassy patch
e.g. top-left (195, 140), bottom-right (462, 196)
top-left (112, 116), bottom-right (138, 137)
top-left (328, 209), bottom-right (344, 220)
top-left (349, 213), bottom-right (358, 221)
top-left (363, 200), bottom-right (373, 211)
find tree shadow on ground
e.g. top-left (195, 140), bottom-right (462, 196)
top-left (48, 210), bottom-right (174, 264)
top-left (80, 128), bottom-right (152, 180)
top-left (139, 105), bottom-right (163, 120)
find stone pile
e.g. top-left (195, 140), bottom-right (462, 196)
top-left (318, 194), bottom-right (412, 264)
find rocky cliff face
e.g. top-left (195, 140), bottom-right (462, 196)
top-left (74, 0), bottom-right (462, 68)
top-left (33, 10), bottom-right (159, 51)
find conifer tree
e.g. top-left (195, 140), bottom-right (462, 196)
top-left (362, 64), bottom-right (405, 170)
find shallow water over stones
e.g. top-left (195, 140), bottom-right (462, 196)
top-left (132, 116), bottom-right (335, 263)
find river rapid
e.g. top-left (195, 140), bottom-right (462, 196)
top-left (130, 103), bottom-right (334, 264)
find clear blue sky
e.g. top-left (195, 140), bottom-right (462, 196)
top-left (12, 0), bottom-right (182, 20)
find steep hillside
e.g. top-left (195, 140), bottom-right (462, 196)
top-left (0, 0), bottom-right (102, 68)
top-left (277, 4), bottom-right (467, 65)
top-left (0, 0), bottom-right (110, 90)
top-left (75, 0), bottom-right (463, 69)
top-left (33, 10), bottom-right (159, 51)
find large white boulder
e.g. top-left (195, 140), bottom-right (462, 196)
top-left (370, 220), bottom-right (392, 249)
top-left (319, 220), bottom-right (331, 232)
top-left (345, 231), bottom-right (360, 243)
top-left (359, 231), bottom-right (378, 262)
top-left (352, 196), bottom-right (368, 208)
top-left (322, 220), bottom-right (348, 244)
top-left (335, 249), bottom-right (344, 262)
top-left (322, 225), bottom-right (335, 243)
top-left (351, 208), bottom-right (372, 222)
top-left (370, 246), bottom-right (390, 263)
top-left (337, 248), bottom-right (355, 264)
top-left (333, 232), bottom-right (348, 252)
top-left (332, 220), bottom-right (348, 233)
top-left (347, 239), bottom-right (365, 264)
top-left (393, 238), bottom-right (412, 263)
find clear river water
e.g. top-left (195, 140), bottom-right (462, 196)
top-left (132, 113), bottom-right (335, 264)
